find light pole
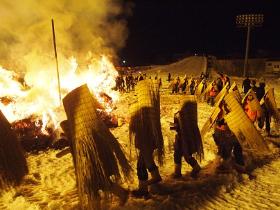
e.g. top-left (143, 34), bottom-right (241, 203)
top-left (236, 14), bottom-right (264, 77)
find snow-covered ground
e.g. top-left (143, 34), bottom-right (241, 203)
top-left (0, 72), bottom-right (280, 210)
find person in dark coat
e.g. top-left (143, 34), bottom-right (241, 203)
top-left (139, 74), bottom-right (144, 81)
top-left (216, 77), bottom-right (223, 92)
top-left (242, 76), bottom-right (251, 94)
top-left (170, 99), bottom-right (203, 178)
top-left (256, 82), bottom-right (265, 101)
top-left (256, 82), bottom-right (271, 136)
top-left (168, 73), bottom-right (171, 82)
top-left (190, 78), bottom-right (196, 95)
top-left (251, 80), bottom-right (258, 94)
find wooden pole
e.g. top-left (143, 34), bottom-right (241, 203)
top-left (51, 19), bottom-right (62, 104)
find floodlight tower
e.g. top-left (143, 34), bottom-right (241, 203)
top-left (236, 14), bottom-right (264, 77)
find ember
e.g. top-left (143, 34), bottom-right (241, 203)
top-left (11, 116), bottom-right (55, 152)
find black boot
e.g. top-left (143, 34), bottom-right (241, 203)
top-left (171, 164), bottom-right (182, 179)
top-left (131, 180), bottom-right (150, 199)
top-left (188, 158), bottom-right (201, 178)
top-left (146, 168), bottom-right (162, 185)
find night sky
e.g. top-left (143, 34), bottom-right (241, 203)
top-left (119, 0), bottom-right (280, 66)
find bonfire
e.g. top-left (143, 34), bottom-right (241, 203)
top-left (0, 55), bottom-right (120, 152)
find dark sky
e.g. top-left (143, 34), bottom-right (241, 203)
top-left (119, 0), bottom-right (280, 66)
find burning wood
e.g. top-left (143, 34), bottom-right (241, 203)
top-left (11, 115), bottom-right (69, 152)
top-left (0, 96), bottom-right (14, 105)
top-left (0, 55), bottom-right (120, 153)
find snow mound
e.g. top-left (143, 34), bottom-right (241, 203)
top-left (148, 56), bottom-right (207, 77)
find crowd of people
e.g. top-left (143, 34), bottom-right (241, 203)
top-left (67, 69), bottom-right (277, 207)
top-left (115, 72), bottom-right (162, 93)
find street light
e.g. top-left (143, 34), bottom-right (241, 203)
top-left (236, 14), bottom-right (264, 77)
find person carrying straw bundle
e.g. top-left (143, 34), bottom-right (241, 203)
top-left (62, 84), bottom-right (132, 210)
top-left (129, 79), bottom-right (164, 198)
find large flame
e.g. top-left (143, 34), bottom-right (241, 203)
top-left (0, 55), bottom-right (119, 130)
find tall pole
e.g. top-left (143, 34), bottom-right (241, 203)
top-left (243, 25), bottom-right (251, 77)
top-left (236, 14), bottom-right (263, 77)
top-left (51, 19), bottom-right (62, 104)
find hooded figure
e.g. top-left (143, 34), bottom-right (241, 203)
top-left (171, 97), bottom-right (204, 178)
top-left (129, 79), bottom-right (164, 198)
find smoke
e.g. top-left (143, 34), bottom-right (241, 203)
top-left (0, 0), bottom-right (129, 73)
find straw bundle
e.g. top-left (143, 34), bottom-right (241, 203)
top-left (214, 83), bottom-right (229, 104)
top-left (201, 88), bottom-right (227, 138)
top-left (228, 82), bottom-right (242, 104)
top-left (195, 81), bottom-right (204, 96)
top-left (0, 110), bottom-right (28, 192)
top-left (200, 104), bottom-right (222, 138)
top-left (224, 92), bottom-right (269, 153)
top-left (63, 84), bottom-right (131, 210)
top-left (264, 88), bottom-right (280, 123)
top-left (200, 80), bottom-right (213, 102)
top-left (129, 79), bottom-right (164, 165)
top-left (177, 96), bottom-right (204, 161)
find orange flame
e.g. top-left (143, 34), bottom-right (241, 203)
top-left (0, 55), bottom-right (119, 131)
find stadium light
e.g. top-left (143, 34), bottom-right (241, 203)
top-left (236, 14), bottom-right (264, 77)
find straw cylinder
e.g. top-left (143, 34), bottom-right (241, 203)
top-left (200, 80), bottom-right (213, 102)
top-left (63, 84), bottom-right (131, 210)
top-left (214, 83), bottom-right (229, 104)
top-left (195, 81), bottom-right (204, 96)
top-left (200, 104), bottom-right (222, 138)
top-left (129, 79), bottom-right (164, 165)
top-left (0, 111), bottom-right (28, 191)
top-left (228, 82), bottom-right (242, 104)
top-left (224, 92), bottom-right (269, 153)
top-left (201, 88), bottom-right (227, 138)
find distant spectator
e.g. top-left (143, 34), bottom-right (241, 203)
top-left (159, 78), bottom-right (162, 88)
top-left (224, 75), bottom-right (230, 88)
top-left (168, 73), bottom-right (171, 82)
top-left (181, 78), bottom-right (188, 93)
top-left (251, 80), bottom-right (258, 94)
top-left (208, 81), bottom-right (218, 106)
top-left (216, 78), bottom-right (223, 92)
top-left (190, 78), bottom-right (196, 95)
top-left (256, 82), bottom-right (266, 101)
top-left (139, 74), bottom-right (144, 81)
top-left (242, 76), bottom-right (251, 94)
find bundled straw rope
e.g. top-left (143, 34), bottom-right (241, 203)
top-left (63, 84), bottom-right (131, 210)
top-left (224, 92), bottom-right (269, 153)
top-left (195, 81), bottom-right (204, 96)
top-left (228, 82), bottom-right (242, 104)
top-left (214, 83), bottom-right (229, 104)
top-left (177, 96), bottom-right (204, 161)
top-left (0, 111), bottom-right (28, 192)
top-left (129, 79), bottom-right (164, 165)
top-left (200, 87), bottom-right (228, 138)
top-left (200, 80), bottom-right (214, 102)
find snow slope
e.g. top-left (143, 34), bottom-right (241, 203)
top-left (146, 56), bottom-right (207, 78)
